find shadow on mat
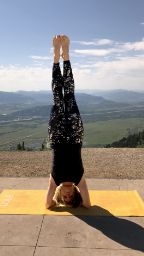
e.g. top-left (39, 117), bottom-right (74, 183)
top-left (50, 205), bottom-right (144, 253)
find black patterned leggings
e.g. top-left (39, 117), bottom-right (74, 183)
top-left (48, 60), bottom-right (84, 148)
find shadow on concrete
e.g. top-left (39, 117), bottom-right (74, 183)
top-left (50, 205), bottom-right (144, 253)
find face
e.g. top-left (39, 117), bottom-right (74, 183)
top-left (60, 185), bottom-right (74, 204)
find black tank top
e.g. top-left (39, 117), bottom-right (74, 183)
top-left (51, 143), bottom-right (84, 186)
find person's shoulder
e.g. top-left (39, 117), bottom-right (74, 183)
top-left (49, 174), bottom-right (57, 188)
top-left (76, 175), bottom-right (91, 208)
top-left (77, 175), bottom-right (85, 187)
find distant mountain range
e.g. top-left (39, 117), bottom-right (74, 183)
top-left (0, 90), bottom-right (118, 106)
top-left (78, 89), bottom-right (144, 103)
top-left (0, 89), bottom-right (144, 105)
top-left (0, 91), bottom-right (36, 104)
top-left (0, 90), bottom-right (144, 123)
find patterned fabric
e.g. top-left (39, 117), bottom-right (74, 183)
top-left (48, 60), bottom-right (84, 148)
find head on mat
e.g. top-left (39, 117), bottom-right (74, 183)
top-left (53, 183), bottom-right (82, 208)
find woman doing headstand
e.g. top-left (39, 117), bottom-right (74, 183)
top-left (45, 35), bottom-right (91, 208)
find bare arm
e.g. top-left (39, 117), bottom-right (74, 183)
top-left (77, 176), bottom-right (91, 208)
top-left (45, 174), bottom-right (57, 209)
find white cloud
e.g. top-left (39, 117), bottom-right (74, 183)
top-left (0, 65), bottom-right (52, 91)
top-left (72, 55), bottom-right (144, 90)
top-left (74, 48), bottom-right (125, 56)
top-left (30, 55), bottom-right (50, 61)
top-left (0, 55), bottom-right (144, 92)
top-left (95, 39), bottom-right (113, 46)
top-left (121, 39), bottom-right (144, 51)
top-left (140, 22), bottom-right (144, 25)
top-left (72, 39), bottom-right (113, 46)
top-left (73, 41), bottom-right (96, 46)
top-left (1, 38), bottom-right (144, 92)
top-left (75, 49), bottom-right (107, 56)
top-left (74, 39), bottom-right (144, 57)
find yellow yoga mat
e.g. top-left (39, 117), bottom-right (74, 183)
top-left (0, 190), bottom-right (144, 216)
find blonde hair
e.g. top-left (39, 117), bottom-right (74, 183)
top-left (53, 184), bottom-right (82, 208)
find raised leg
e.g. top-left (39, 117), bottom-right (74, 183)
top-left (48, 36), bottom-right (66, 148)
top-left (61, 35), bottom-right (84, 144)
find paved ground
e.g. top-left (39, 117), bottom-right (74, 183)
top-left (0, 177), bottom-right (144, 256)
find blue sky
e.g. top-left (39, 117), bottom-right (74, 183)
top-left (0, 0), bottom-right (144, 91)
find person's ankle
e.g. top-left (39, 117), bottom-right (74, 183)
top-left (54, 48), bottom-right (60, 63)
top-left (62, 52), bottom-right (69, 61)
top-left (54, 56), bottom-right (60, 63)
top-left (54, 51), bottom-right (60, 63)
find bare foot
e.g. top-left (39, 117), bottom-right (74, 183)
top-left (53, 35), bottom-right (61, 63)
top-left (61, 35), bottom-right (70, 61)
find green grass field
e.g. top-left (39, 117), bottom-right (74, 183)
top-left (83, 118), bottom-right (144, 146)
top-left (0, 117), bottom-right (144, 149)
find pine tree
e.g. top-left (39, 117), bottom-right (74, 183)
top-left (17, 143), bottom-right (22, 150)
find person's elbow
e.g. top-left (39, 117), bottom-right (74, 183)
top-left (45, 202), bottom-right (50, 209)
top-left (45, 199), bottom-right (56, 209)
top-left (82, 201), bottom-right (91, 208)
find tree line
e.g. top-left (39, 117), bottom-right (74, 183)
top-left (106, 130), bottom-right (144, 148)
top-left (16, 140), bottom-right (49, 151)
